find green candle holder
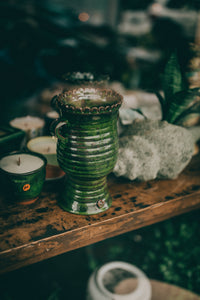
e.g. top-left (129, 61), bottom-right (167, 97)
top-left (52, 87), bottom-right (122, 215)
top-left (0, 152), bottom-right (47, 205)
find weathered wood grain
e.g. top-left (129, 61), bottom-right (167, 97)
top-left (0, 154), bottom-right (200, 274)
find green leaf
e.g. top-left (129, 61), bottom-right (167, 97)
top-left (163, 51), bottom-right (186, 106)
top-left (155, 92), bottom-right (166, 119)
top-left (164, 88), bottom-right (200, 124)
top-left (131, 108), bottom-right (147, 119)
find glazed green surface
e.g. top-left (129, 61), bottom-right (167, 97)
top-left (58, 113), bottom-right (118, 177)
top-left (59, 176), bottom-right (112, 215)
top-left (57, 112), bottom-right (119, 214)
top-left (2, 165), bottom-right (46, 203)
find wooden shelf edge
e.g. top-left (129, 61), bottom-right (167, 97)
top-left (1, 191), bottom-right (200, 275)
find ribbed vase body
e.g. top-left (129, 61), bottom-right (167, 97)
top-left (57, 112), bottom-right (119, 214)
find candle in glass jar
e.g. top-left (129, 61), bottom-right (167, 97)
top-left (10, 116), bottom-right (45, 131)
top-left (10, 116), bottom-right (45, 144)
top-left (0, 153), bottom-right (45, 174)
top-left (28, 139), bottom-right (56, 154)
top-left (27, 136), bottom-right (58, 165)
top-left (0, 152), bottom-right (46, 205)
top-left (27, 136), bottom-right (65, 180)
top-left (46, 110), bottom-right (59, 119)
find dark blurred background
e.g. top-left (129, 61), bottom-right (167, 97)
top-left (0, 0), bottom-right (200, 123)
top-left (0, 1), bottom-right (200, 299)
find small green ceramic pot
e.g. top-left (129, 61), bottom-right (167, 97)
top-left (52, 87), bottom-right (122, 215)
top-left (0, 151), bottom-right (47, 205)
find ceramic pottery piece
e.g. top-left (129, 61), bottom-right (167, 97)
top-left (62, 72), bottom-right (110, 88)
top-left (86, 261), bottom-right (151, 300)
top-left (44, 110), bottom-right (60, 135)
top-left (52, 87), bottom-right (122, 215)
top-left (0, 152), bottom-right (47, 205)
top-left (51, 72), bottom-right (109, 113)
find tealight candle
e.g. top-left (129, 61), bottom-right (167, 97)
top-left (27, 136), bottom-right (57, 165)
top-left (0, 153), bottom-right (44, 174)
top-left (9, 115), bottom-right (45, 143)
top-left (46, 111), bottom-right (59, 119)
top-left (0, 152), bottom-right (46, 205)
top-left (27, 136), bottom-right (65, 180)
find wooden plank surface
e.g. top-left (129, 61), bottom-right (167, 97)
top-left (150, 280), bottom-right (200, 300)
top-left (0, 154), bottom-right (200, 274)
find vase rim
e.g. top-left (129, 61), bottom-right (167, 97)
top-left (54, 87), bottom-right (123, 115)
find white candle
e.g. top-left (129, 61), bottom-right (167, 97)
top-left (27, 136), bottom-right (57, 154)
top-left (27, 136), bottom-right (58, 166)
top-left (0, 153), bottom-right (44, 174)
top-left (46, 111), bottom-right (59, 119)
top-left (10, 116), bottom-right (44, 131)
top-left (33, 143), bottom-right (56, 154)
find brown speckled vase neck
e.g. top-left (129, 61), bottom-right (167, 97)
top-left (54, 87), bottom-right (122, 116)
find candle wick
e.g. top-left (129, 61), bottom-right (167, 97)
top-left (17, 157), bottom-right (21, 166)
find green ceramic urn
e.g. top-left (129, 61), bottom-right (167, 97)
top-left (52, 87), bottom-right (122, 215)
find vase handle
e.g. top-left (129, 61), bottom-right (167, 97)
top-left (50, 119), bottom-right (68, 141)
top-left (51, 95), bottom-right (60, 113)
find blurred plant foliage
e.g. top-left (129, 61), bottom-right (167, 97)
top-left (86, 209), bottom-right (200, 295)
top-left (156, 50), bottom-right (200, 125)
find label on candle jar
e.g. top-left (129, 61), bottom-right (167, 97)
top-left (0, 153), bottom-right (44, 174)
top-left (23, 184), bottom-right (31, 191)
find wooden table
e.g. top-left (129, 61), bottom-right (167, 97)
top-left (150, 280), bottom-right (200, 300)
top-left (0, 153), bottom-right (200, 275)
